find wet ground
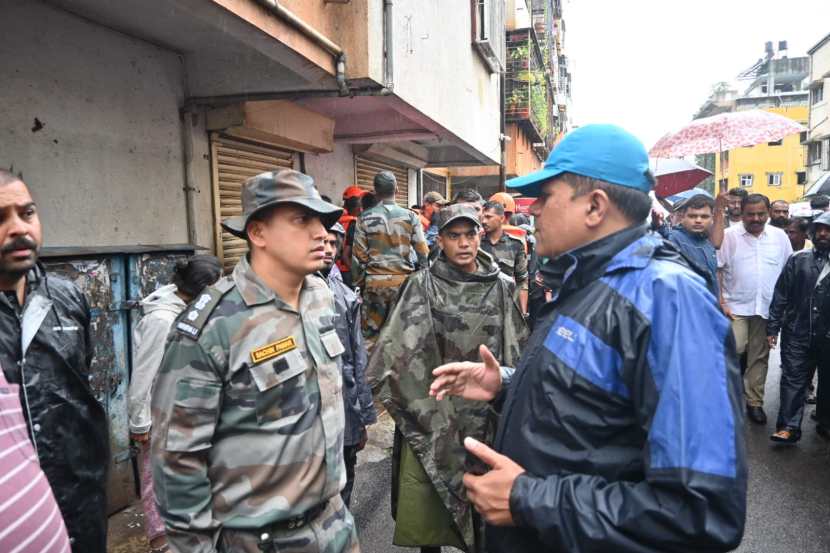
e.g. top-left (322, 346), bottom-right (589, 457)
top-left (109, 347), bottom-right (830, 552)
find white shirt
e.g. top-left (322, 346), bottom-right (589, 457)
top-left (728, 218), bottom-right (744, 228)
top-left (717, 223), bottom-right (793, 318)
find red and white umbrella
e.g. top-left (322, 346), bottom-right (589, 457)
top-left (649, 158), bottom-right (712, 198)
top-left (650, 109), bottom-right (805, 159)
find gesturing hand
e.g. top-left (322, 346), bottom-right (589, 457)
top-left (430, 345), bottom-right (503, 402)
top-left (462, 437), bottom-right (525, 527)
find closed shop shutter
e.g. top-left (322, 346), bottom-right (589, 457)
top-left (354, 155), bottom-right (410, 207)
top-left (210, 133), bottom-right (295, 272)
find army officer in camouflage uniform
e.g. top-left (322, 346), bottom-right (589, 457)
top-left (480, 201), bottom-right (529, 314)
top-left (151, 169), bottom-right (360, 553)
top-left (368, 204), bottom-right (528, 553)
top-left (351, 171), bottom-right (429, 344)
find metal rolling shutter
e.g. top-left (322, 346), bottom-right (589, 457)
top-left (210, 134), bottom-right (294, 272)
top-left (354, 156), bottom-right (410, 207)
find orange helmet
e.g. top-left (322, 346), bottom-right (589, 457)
top-left (489, 192), bottom-right (516, 213)
top-left (342, 185), bottom-right (367, 200)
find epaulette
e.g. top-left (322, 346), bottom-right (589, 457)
top-left (175, 278), bottom-right (235, 340)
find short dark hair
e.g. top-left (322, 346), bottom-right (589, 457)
top-left (742, 193), bottom-right (770, 211)
top-left (810, 195), bottom-right (830, 210)
top-left (560, 173), bottom-right (652, 223)
top-left (0, 168), bottom-right (23, 187)
top-left (452, 189), bottom-right (484, 204)
top-left (728, 188), bottom-right (749, 199)
top-left (361, 192), bottom-right (378, 210)
top-left (482, 201), bottom-right (505, 216)
top-left (344, 197), bottom-right (361, 212)
top-left (680, 194), bottom-right (715, 213)
top-left (173, 255), bottom-right (222, 298)
top-left (771, 199), bottom-right (789, 208)
top-left (788, 217), bottom-right (809, 234)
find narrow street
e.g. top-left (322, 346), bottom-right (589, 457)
top-left (108, 346), bottom-right (830, 553)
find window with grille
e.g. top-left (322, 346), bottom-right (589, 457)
top-left (767, 172), bottom-right (783, 187)
top-left (739, 174), bottom-right (753, 187)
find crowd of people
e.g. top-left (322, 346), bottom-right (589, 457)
top-left (1, 122), bottom-right (828, 553)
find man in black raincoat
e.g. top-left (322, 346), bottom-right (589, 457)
top-left (0, 170), bottom-right (109, 552)
top-left (768, 211), bottom-right (830, 442)
top-left (431, 125), bottom-right (746, 553)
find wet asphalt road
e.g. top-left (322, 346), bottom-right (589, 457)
top-left (351, 347), bottom-right (830, 553)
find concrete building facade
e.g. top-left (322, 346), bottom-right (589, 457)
top-left (805, 32), bottom-right (830, 196)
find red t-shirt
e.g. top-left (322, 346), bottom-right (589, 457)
top-left (0, 367), bottom-right (71, 552)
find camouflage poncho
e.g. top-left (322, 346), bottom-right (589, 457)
top-left (368, 251), bottom-right (528, 551)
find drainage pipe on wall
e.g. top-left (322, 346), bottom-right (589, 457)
top-left (256, 0), bottom-right (351, 96)
top-left (383, 0), bottom-right (394, 90)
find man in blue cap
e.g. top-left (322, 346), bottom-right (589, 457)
top-left (430, 124), bottom-right (747, 552)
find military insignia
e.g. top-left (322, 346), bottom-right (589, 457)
top-left (174, 281), bottom-right (234, 339)
top-left (250, 337), bottom-right (297, 364)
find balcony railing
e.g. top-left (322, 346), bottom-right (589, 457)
top-left (505, 28), bottom-right (555, 151)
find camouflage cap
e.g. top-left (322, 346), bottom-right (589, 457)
top-left (328, 222), bottom-right (346, 236)
top-left (436, 204), bottom-right (481, 231)
top-left (423, 191), bottom-right (448, 205)
top-left (374, 171), bottom-right (397, 188)
top-left (222, 169), bottom-right (343, 238)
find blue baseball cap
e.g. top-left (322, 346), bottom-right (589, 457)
top-left (506, 124), bottom-right (653, 197)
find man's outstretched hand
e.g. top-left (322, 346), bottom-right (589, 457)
top-left (463, 437), bottom-right (525, 526)
top-left (430, 344), bottom-right (503, 402)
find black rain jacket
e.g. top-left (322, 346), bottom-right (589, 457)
top-left (767, 248), bottom-right (830, 344)
top-left (488, 226), bottom-right (747, 553)
top-left (0, 265), bottom-right (109, 553)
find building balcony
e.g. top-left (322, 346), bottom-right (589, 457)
top-left (505, 28), bottom-right (556, 152)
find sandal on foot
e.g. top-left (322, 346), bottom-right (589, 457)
top-left (770, 428), bottom-right (801, 443)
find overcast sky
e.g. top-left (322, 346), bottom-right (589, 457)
top-left (565, 0), bottom-right (830, 149)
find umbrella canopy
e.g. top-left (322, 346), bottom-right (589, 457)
top-left (666, 187), bottom-right (713, 207)
top-left (804, 172), bottom-right (830, 198)
top-left (649, 158), bottom-right (712, 198)
top-left (650, 109), bottom-right (805, 159)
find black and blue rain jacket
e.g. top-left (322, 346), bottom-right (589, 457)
top-left (489, 225), bottom-right (746, 553)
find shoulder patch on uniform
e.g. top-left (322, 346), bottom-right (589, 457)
top-left (505, 233), bottom-right (524, 243)
top-left (175, 279), bottom-right (235, 340)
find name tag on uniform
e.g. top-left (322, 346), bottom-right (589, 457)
top-left (250, 337), bottom-right (297, 365)
top-left (320, 329), bottom-right (345, 358)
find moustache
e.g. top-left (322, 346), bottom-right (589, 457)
top-left (0, 236), bottom-right (38, 254)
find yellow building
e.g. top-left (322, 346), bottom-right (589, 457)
top-left (716, 105), bottom-right (808, 202)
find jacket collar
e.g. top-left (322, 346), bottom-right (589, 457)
top-left (541, 224), bottom-right (649, 299)
top-left (431, 250), bottom-right (502, 283)
top-left (233, 255), bottom-right (308, 312)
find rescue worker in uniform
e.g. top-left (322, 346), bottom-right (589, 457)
top-left (767, 211), bottom-right (830, 443)
top-left (480, 200), bottom-right (529, 314)
top-left (320, 222), bottom-right (376, 505)
top-left (351, 171), bottom-right (429, 345)
top-left (370, 204), bottom-right (528, 553)
top-left (0, 169), bottom-right (109, 553)
top-left (430, 125), bottom-right (747, 553)
top-left (151, 169), bottom-right (359, 553)
top-left (337, 186), bottom-right (367, 288)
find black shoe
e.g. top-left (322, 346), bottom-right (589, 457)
top-left (770, 427), bottom-right (801, 443)
top-left (746, 405), bottom-right (767, 424)
top-left (817, 425), bottom-right (830, 439)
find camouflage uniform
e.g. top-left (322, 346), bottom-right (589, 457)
top-left (151, 256), bottom-right (359, 553)
top-left (351, 200), bottom-right (429, 343)
top-left (481, 232), bottom-right (529, 294)
top-left (367, 249), bottom-right (528, 552)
